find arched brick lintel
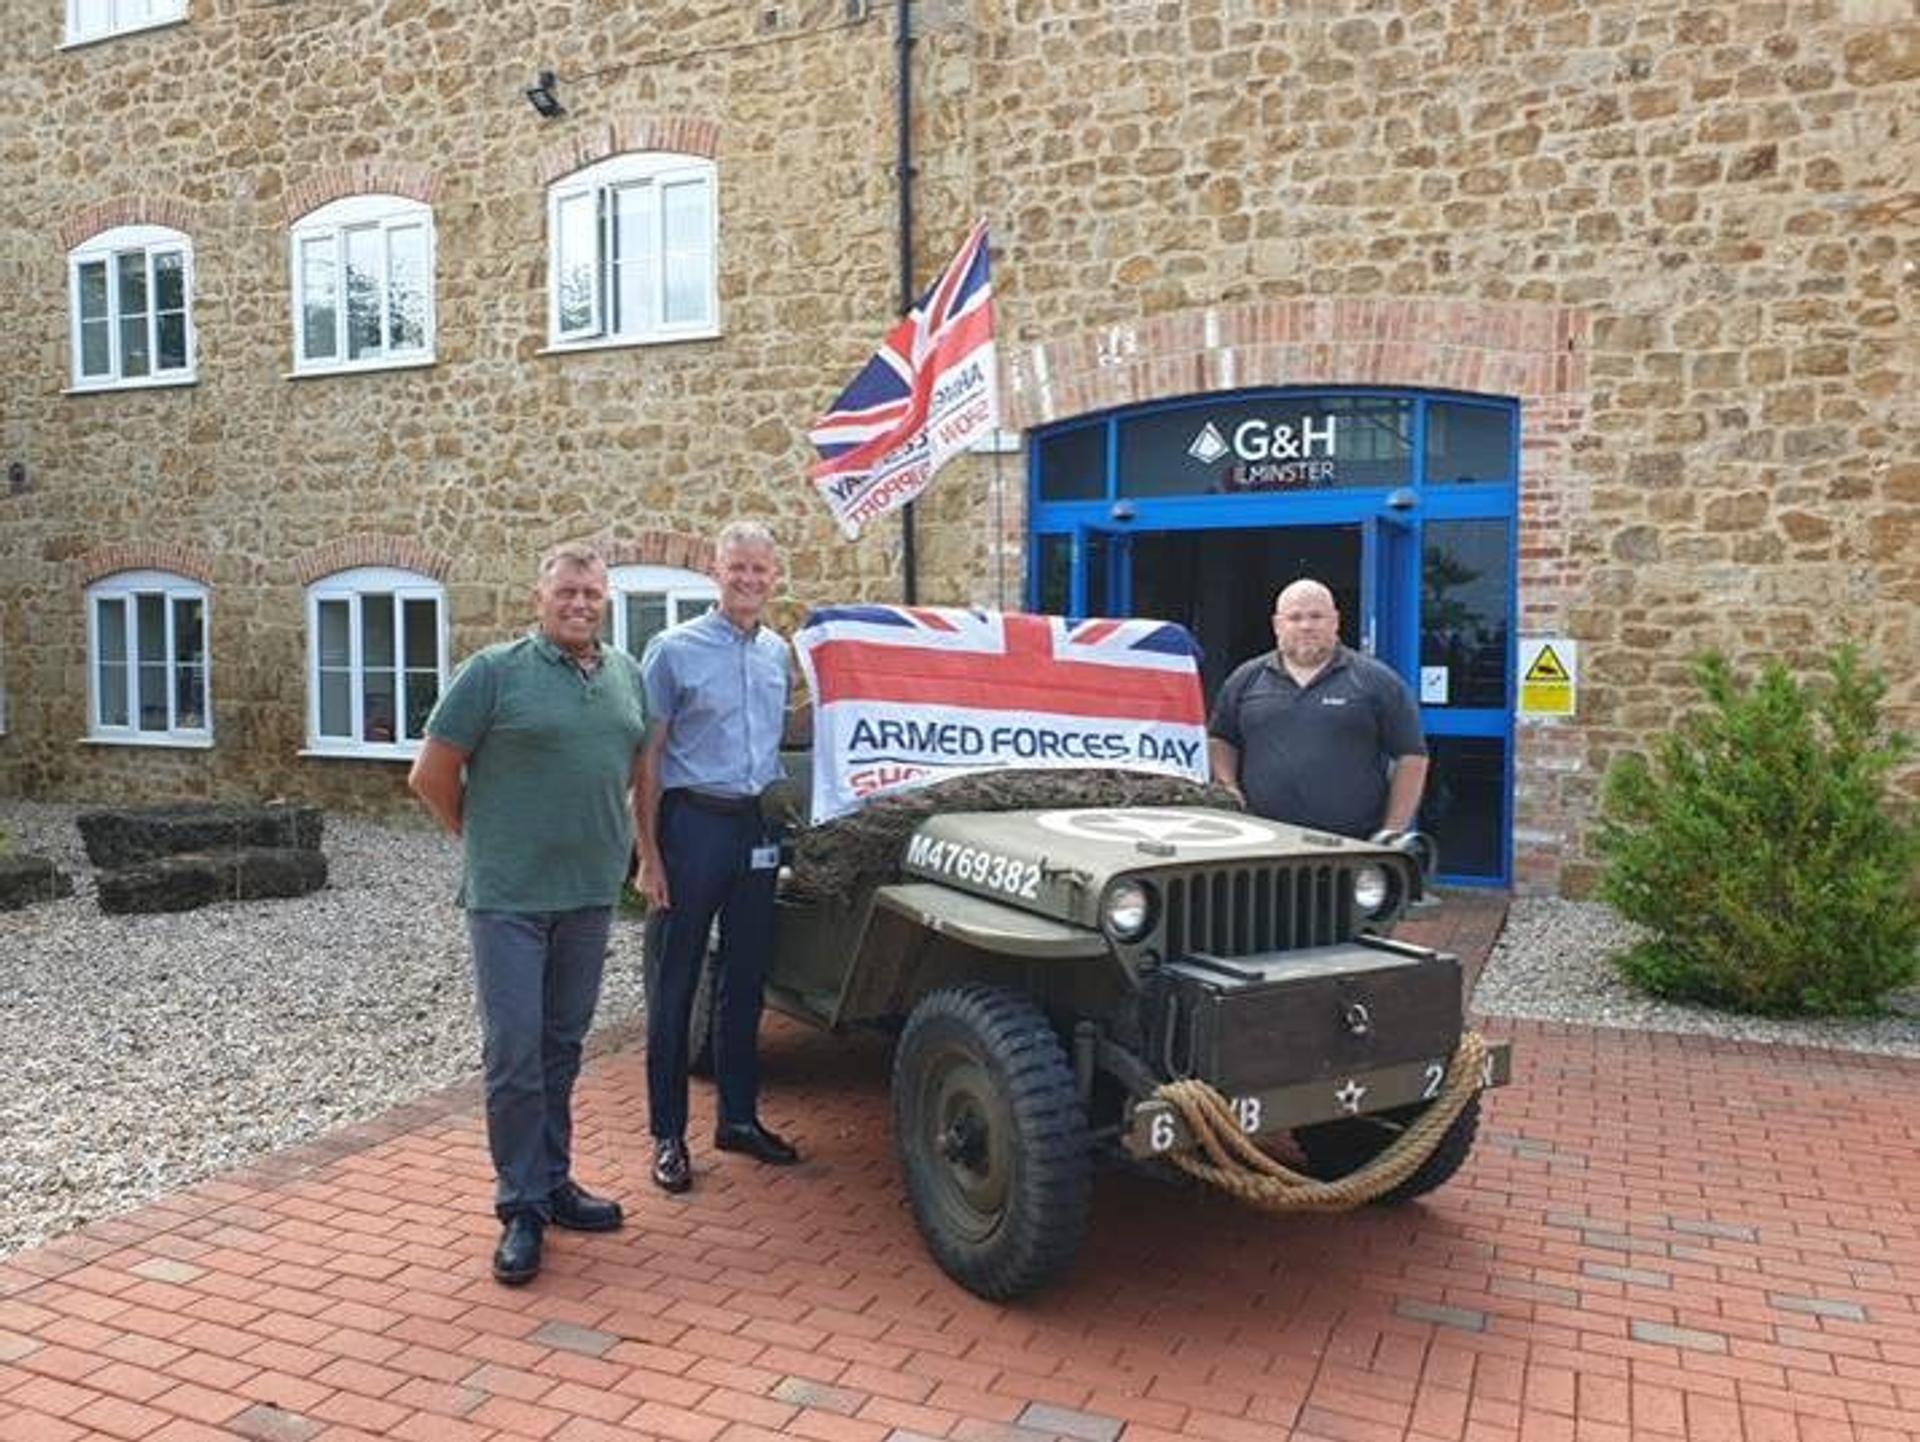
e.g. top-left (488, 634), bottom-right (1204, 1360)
top-left (1004, 297), bottom-right (1590, 431)
top-left (282, 160), bottom-right (442, 226)
top-left (59, 197), bottom-right (199, 252)
top-left (571, 530), bottom-right (713, 574)
top-left (292, 535), bottom-right (453, 586)
top-left (533, 114), bottom-right (722, 187)
top-left (76, 543), bottom-right (217, 588)
top-left (605, 530), bottom-right (712, 573)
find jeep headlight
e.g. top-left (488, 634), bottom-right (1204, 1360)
top-left (1101, 879), bottom-right (1156, 941)
top-left (1351, 863), bottom-right (1393, 919)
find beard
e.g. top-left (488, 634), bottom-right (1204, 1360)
top-left (1280, 637), bottom-right (1335, 669)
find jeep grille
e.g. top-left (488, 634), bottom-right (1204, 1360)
top-left (1161, 864), bottom-right (1355, 956)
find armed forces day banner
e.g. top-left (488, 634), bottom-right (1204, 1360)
top-left (794, 604), bottom-right (1208, 823)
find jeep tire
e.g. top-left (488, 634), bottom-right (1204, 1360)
top-left (892, 985), bottom-right (1092, 1300)
top-left (1294, 1093), bottom-right (1482, 1205)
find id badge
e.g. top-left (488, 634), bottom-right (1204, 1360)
top-left (749, 844), bottom-right (780, 872)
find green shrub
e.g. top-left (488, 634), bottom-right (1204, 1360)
top-left (1595, 646), bottom-right (1919, 1016)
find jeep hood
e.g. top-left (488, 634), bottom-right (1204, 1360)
top-left (903, 805), bottom-right (1384, 909)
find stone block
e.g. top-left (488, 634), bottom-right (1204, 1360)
top-left (0, 855), bottom-right (76, 911)
top-left (96, 847), bottom-right (329, 915)
top-left (76, 804), bottom-right (324, 869)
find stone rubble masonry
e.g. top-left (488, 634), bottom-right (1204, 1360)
top-left (1, 0), bottom-right (1915, 894)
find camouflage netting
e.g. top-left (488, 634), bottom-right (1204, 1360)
top-left (783, 768), bottom-right (1244, 901)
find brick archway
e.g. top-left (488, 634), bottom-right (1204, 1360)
top-left (533, 114), bottom-right (721, 187)
top-left (281, 160), bottom-right (442, 226)
top-left (59, 197), bottom-right (199, 251)
top-left (1007, 296), bottom-right (1592, 893)
top-left (75, 542), bottom-right (216, 589)
top-left (1006, 297), bottom-right (1587, 426)
top-left (291, 534), bottom-right (453, 586)
top-left (600, 529), bottom-right (712, 573)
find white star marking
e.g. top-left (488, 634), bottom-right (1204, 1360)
top-left (1034, 809), bottom-right (1276, 848)
top-left (1335, 1079), bottom-right (1367, 1115)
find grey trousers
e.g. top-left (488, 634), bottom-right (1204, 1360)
top-left (467, 906), bottom-right (612, 1218)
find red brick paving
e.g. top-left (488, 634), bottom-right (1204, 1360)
top-left (1394, 889), bottom-right (1509, 1000)
top-left (2, 906), bottom-right (1918, 1440)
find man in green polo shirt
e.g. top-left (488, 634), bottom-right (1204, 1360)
top-left (408, 542), bottom-right (647, 1285)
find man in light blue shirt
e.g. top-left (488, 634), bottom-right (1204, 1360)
top-left (635, 520), bottom-right (800, 1192)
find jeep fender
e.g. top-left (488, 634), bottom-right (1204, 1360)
top-left (831, 882), bottom-right (1112, 1027)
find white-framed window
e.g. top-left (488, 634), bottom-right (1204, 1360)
top-left (85, 570), bottom-right (210, 746)
top-left (547, 153), bottom-right (718, 349)
top-left (68, 224), bottom-right (194, 390)
top-left (290, 195), bottom-right (435, 375)
top-left (305, 568), bottom-right (447, 759)
top-left (65, 0), bottom-right (185, 45)
top-left (602, 564), bottom-right (717, 659)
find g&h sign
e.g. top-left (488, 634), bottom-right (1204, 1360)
top-left (1187, 415), bottom-right (1340, 490)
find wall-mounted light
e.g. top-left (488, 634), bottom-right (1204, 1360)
top-left (525, 70), bottom-right (564, 119)
top-left (6, 461), bottom-right (26, 495)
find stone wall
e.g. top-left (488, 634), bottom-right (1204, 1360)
top-left (1, 0), bottom-right (1914, 889)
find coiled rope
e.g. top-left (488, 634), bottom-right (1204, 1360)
top-left (1153, 1030), bottom-right (1489, 1212)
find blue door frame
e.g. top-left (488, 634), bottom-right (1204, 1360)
top-left (1028, 388), bottom-right (1520, 887)
top-left (1070, 522), bottom-right (1133, 618)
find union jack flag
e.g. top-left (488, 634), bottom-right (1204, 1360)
top-left (807, 222), bottom-right (999, 539)
top-left (794, 605), bottom-right (1207, 820)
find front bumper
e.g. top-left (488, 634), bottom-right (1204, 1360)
top-left (1120, 1038), bottom-right (1513, 1160)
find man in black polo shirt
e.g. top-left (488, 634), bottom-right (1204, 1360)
top-left (1208, 578), bottom-right (1428, 838)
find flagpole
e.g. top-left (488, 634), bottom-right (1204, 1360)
top-left (895, 0), bottom-right (918, 604)
top-left (991, 437), bottom-right (1007, 611)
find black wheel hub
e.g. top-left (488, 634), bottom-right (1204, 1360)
top-left (917, 1051), bottom-right (1011, 1239)
top-left (938, 1111), bottom-right (989, 1170)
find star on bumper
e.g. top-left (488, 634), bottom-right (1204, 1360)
top-left (1335, 1079), bottom-right (1367, 1115)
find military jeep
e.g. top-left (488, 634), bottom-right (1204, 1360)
top-left (695, 772), bottom-right (1510, 1300)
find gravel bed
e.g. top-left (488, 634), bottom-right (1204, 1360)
top-left (0, 800), bottom-right (647, 1260)
top-left (1476, 896), bottom-right (1920, 1059)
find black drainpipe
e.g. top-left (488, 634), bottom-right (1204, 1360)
top-left (896, 0), bottom-right (917, 603)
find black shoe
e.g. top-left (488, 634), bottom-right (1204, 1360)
top-left (549, 1181), bottom-right (624, 1232)
top-left (652, 1138), bottom-right (692, 1194)
top-left (492, 1212), bottom-right (544, 1286)
top-left (713, 1120), bottom-right (800, 1166)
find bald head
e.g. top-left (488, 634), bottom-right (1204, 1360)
top-left (1272, 578), bottom-right (1340, 673)
top-left (1274, 579), bottom-right (1334, 614)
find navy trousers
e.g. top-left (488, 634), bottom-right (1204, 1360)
top-left (645, 793), bottom-right (778, 1140)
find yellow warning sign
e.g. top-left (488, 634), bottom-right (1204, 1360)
top-left (1518, 638), bottom-right (1577, 716)
top-left (1525, 645), bottom-right (1570, 684)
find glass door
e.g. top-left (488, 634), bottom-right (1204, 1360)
top-left (1415, 513), bottom-right (1515, 884)
top-left (1070, 522), bottom-right (1132, 618)
top-left (1361, 510), bottom-right (1418, 678)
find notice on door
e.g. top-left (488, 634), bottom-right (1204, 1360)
top-left (1518, 638), bottom-right (1577, 717)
